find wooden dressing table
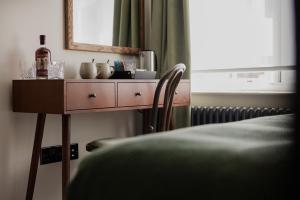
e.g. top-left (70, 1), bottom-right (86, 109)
top-left (12, 79), bottom-right (190, 200)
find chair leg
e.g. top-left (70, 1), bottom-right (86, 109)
top-left (170, 116), bottom-right (175, 130)
top-left (142, 109), bottom-right (151, 134)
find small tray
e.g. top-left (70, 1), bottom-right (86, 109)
top-left (109, 71), bottom-right (132, 79)
top-left (134, 71), bottom-right (157, 79)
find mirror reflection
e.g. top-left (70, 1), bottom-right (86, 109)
top-left (72, 0), bottom-right (140, 49)
top-left (73, 0), bottom-right (114, 46)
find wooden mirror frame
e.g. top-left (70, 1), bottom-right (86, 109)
top-left (65, 0), bottom-right (145, 54)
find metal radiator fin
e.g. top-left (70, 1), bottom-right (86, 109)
top-left (191, 106), bottom-right (292, 126)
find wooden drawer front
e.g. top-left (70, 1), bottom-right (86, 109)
top-left (66, 83), bottom-right (115, 110)
top-left (118, 82), bottom-right (156, 107)
top-left (159, 82), bottom-right (190, 105)
top-left (173, 82), bottom-right (190, 104)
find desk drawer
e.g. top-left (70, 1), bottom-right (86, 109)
top-left (66, 83), bottom-right (115, 111)
top-left (117, 82), bottom-right (156, 107)
top-left (173, 82), bottom-right (190, 104)
top-left (159, 82), bottom-right (190, 105)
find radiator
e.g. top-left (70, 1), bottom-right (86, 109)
top-left (191, 106), bottom-right (292, 126)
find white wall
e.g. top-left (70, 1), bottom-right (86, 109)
top-left (0, 0), bottom-right (141, 199)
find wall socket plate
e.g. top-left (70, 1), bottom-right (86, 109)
top-left (40, 143), bottom-right (79, 165)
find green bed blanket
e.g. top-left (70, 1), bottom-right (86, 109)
top-left (68, 114), bottom-right (294, 200)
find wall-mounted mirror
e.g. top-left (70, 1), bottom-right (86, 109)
top-left (65, 0), bottom-right (144, 54)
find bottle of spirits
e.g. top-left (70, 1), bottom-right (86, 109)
top-left (35, 35), bottom-right (51, 79)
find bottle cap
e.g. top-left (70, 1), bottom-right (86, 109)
top-left (40, 35), bottom-right (46, 45)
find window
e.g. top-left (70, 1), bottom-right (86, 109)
top-left (189, 0), bottom-right (296, 93)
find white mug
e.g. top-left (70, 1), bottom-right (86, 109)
top-left (80, 62), bottom-right (97, 79)
top-left (96, 63), bottom-right (114, 79)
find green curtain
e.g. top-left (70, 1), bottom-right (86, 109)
top-left (150, 0), bottom-right (191, 129)
top-left (113, 0), bottom-right (140, 48)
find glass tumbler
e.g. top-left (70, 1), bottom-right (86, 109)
top-left (48, 61), bottom-right (65, 79)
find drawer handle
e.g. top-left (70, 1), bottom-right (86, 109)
top-left (135, 92), bottom-right (142, 96)
top-left (88, 93), bottom-right (97, 98)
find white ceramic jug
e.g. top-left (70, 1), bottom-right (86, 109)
top-left (80, 62), bottom-right (97, 79)
top-left (96, 63), bottom-right (114, 79)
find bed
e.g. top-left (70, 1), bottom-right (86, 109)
top-left (67, 114), bottom-right (295, 200)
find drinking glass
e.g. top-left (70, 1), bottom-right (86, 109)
top-left (21, 65), bottom-right (36, 79)
top-left (48, 61), bottom-right (65, 79)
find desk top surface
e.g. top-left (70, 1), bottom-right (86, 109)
top-left (13, 79), bottom-right (190, 83)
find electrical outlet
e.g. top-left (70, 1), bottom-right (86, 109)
top-left (40, 143), bottom-right (79, 165)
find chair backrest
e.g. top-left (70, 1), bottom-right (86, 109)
top-left (148, 63), bottom-right (186, 133)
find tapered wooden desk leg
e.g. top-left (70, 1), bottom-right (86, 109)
top-left (26, 113), bottom-right (46, 200)
top-left (62, 114), bottom-right (71, 200)
top-left (142, 109), bottom-right (151, 134)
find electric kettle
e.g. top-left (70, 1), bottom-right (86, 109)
top-left (139, 50), bottom-right (157, 71)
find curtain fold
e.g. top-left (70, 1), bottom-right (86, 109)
top-left (150, 0), bottom-right (191, 128)
top-left (113, 0), bottom-right (140, 48)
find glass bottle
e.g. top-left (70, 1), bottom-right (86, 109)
top-left (35, 35), bottom-right (51, 79)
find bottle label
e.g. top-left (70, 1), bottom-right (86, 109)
top-left (36, 49), bottom-right (50, 77)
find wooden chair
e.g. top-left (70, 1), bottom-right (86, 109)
top-left (148, 63), bottom-right (186, 133)
top-left (86, 63), bottom-right (186, 151)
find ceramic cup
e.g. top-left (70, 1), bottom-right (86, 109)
top-left (80, 62), bottom-right (97, 79)
top-left (96, 63), bottom-right (115, 79)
